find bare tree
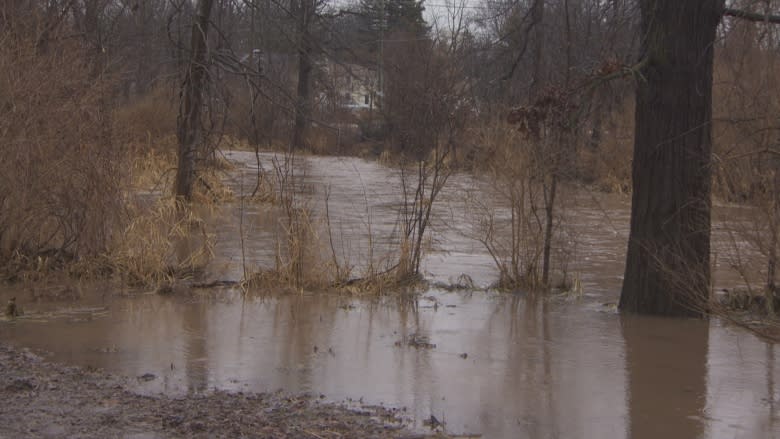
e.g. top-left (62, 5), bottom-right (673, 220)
top-left (175, 0), bottom-right (215, 201)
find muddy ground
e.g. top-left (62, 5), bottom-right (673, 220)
top-left (0, 343), bottom-right (432, 439)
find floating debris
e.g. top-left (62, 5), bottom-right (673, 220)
top-left (423, 414), bottom-right (443, 430)
top-left (5, 377), bottom-right (34, 392)
top-left (5, 297), bottom-right (19, 317)
top-left (397, 333), bottom-right (436, 349)
top-left (137, 373), bottom-right (156, 382)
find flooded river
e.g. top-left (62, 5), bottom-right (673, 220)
top-left (0, 151), bottom-right (778, 438)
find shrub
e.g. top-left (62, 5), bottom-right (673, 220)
top-left (0, 33), bottom-right (126, 277)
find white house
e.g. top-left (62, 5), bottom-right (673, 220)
top-left (324, 62), bottom-right (379, 111)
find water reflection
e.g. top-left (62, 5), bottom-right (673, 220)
top-left (1, 288), bottom-right (779, 437)
top-left (706, 321), bottom-right (780, 438)
top-left (1, 152), bottom-right (779, 437)
top-left (622, 316), bottom-right (708, 439)
top-left (183, 304), bottom-right (209, 393)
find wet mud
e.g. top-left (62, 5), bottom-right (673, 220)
top-left (0, 342), bottom-right (418, 438)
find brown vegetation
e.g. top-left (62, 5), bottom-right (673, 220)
top-left (708, 17), bottom-right (780, 317)
top-left (0, 28), bottom-right (124, 280)
top-left (2, 0), bottom-right (780, 319)
top-left (0, 15), bottom-right (226, 286)
top-left (110, 198), bottom-right (215, 287)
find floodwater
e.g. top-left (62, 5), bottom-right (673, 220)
top-left (1, 151), bottom-right (778, 438)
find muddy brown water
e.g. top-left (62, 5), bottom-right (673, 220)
top-left (0, 151), bottom-right (778, 438)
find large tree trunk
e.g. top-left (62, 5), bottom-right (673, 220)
top-left (175, 0), bottom-right (214, 201)
top-left (619, 0), bottom-right (724, 317)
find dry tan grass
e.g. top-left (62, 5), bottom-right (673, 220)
top-left (127, 146), bottom-right (177, 192)
top-left (109, 198), bottom-right (214, 287)
top-left (113, 86), bottom-right (178, 145)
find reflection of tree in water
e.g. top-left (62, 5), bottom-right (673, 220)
top-left (183, 304), bottom-right (209, 393)
top-left (504, 296), bottom-right (560, 438)
top-left (767, 343), bottom-right (776, 432)
top-left (621, 316), bottom-right (707, 439)
top-left (271, 294), bottom-right (339, 392)
top-left (389, 294), bottom-right (438, 425)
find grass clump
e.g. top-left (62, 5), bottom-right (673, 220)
top-left (109, 198), bottom-right (214, 287)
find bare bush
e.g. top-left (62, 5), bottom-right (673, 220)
top-left (396, 146), bottom-right (452, 281)
top-left (243, 153), bottom-right (332, 292)
top-left (380, 33), bottom-right (470, 281)
top-left (0, 32), bottom-right (125, 278)
top-left (469, 120), bottom-right (551, 290)
top-left (241, 152), bottom-right (421, 295)
top-left (710, 20), bottom-right (780, 315)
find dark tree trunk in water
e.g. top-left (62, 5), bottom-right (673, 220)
top-left (619, 0), bottom-right (724, 317)
top-left (175, 0), bottom-right (214, 201)
top-left (291, 0), bottom-right (313, 151)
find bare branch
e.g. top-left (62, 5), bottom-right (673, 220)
top-left (723, 7), bottom-right (780, 24)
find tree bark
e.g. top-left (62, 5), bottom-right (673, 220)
top-left (175, 0), bottom-right (214, 201)
top-left (619, 0), bottom-right (724, 317)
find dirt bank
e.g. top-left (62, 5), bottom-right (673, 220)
top-left (0, 343), bottom-right (422, 438)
